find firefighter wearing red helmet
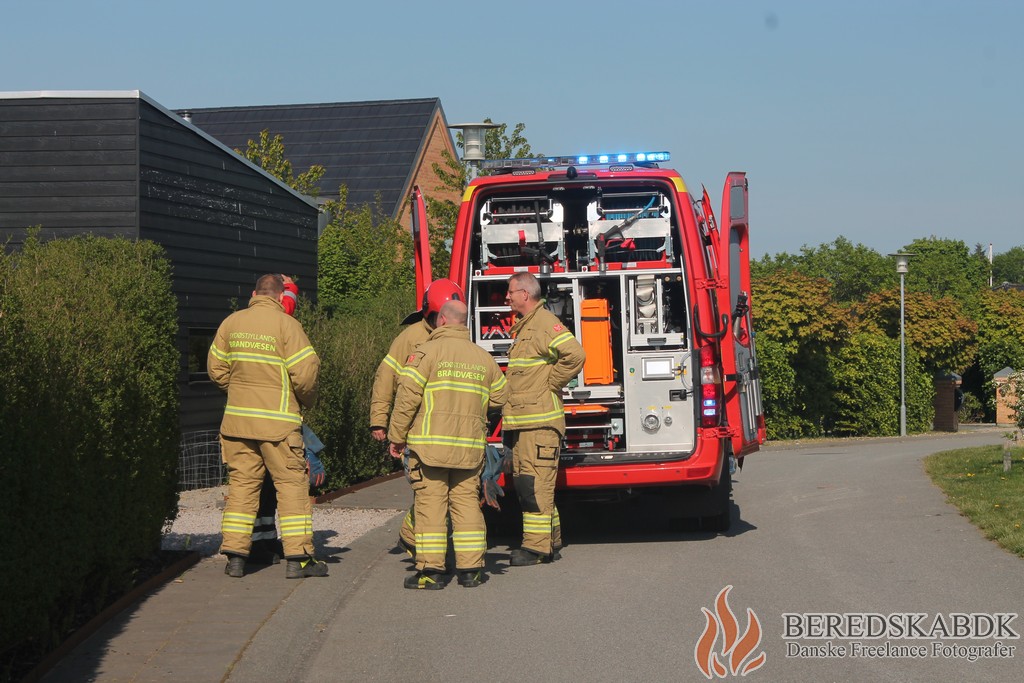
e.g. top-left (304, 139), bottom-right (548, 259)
top-left (369, 278), bottom-right (464, 554)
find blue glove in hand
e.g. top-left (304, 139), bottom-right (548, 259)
top-left (306, 450), bottom-right (326, 488)
top-left (302, 425), bottom-right (327, 488)
top-left (480, 444), bottom-right (506, 510)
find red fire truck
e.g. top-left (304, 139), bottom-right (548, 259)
top-left (409, 151), bottom-right (764, 531)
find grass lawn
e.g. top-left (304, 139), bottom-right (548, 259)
top-left (924, 445), bottom-right (1024, 558)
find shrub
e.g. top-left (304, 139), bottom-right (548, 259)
top-left (0, 235), bottom-right (179, 670)
top-left (297, 288), bottom-right (416, 488)
top-left (827, 330), bottom-right (933, 436)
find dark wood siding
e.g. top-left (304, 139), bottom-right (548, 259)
top-left (137, 101), bottom-right (319, 431)
top-left (0, 99), bottom-right (139, 242)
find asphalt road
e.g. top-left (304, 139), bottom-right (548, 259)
top-left (229, 428), bottom-right (1021, 682)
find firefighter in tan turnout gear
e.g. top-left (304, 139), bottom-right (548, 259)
top-left (370, 279), bottom-right (465, 555)
top-left (503, 272), bottom-right (586, 566)
top-left (208, 273), bottom-right (327, 579)
top-left (387, 300), bottom-right (508, 589)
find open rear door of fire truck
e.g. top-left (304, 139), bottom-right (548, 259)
top-left (401, 186), bottom-right (433, 323)
top-left (717, 173), bottom-right (766, 456)
top-left (411, 186), bottom-right (432, 301)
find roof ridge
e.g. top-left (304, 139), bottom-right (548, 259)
top-left (181, 97), bottom-right (440, 113)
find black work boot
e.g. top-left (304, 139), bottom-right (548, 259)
top-left (285, 556), bottom-right (329, 579)
top-left (404, 570), bottom-right (444, 590)
top-left (509, 548), bottom-right (553, 566)
top-left (457, 569), bottom-right (483, 587)
top-left (224, 554), bottom-right (246, 578)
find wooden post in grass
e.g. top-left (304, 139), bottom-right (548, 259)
top-left (1005, 440), bottom-right (1013, 473)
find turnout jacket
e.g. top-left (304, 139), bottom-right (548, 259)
top-left (388, 325), bottom-right (508, 469)
top-left (208, 295), bottom-right (320, 441)
top-left (369, 319), bottom-right (432, 430)
top-left (503, 304), bottom-right (586, 435)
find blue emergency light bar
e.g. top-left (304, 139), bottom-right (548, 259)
top-left (480, 151), bottom-right (670, 171)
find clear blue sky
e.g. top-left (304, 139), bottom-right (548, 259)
top-left (3, 0), bottom-right (1022, 258)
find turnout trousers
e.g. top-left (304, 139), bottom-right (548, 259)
top-left (399, 505), bottom-right (417, 552)
top-left (407, 451), bottom-right (486, 573)
top-left (509, 427), bottom-right (562, 555)
top-left (219, 430), bottom-right (315, 559)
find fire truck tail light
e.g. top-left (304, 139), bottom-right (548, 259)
top-left (699, 346), bottom-right (722, 427)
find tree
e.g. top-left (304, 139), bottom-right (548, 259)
top-left (827, 330), bottom-right (932, 436)
top-left (751, 237), bottom-right (891, 302)
top-left (238, 129), bottom-right (325, 197)
top-left (992, 246), bottom-right (1024, 285)
top-left (318, 187), bottom-right (414, 311)
top-left (854, 289), bottom-right (978, 376)
top-left (900, 237), bottom-right (989, 306)
top-left (425, 119), bottom-right (537, 277)
top-left (752, 270), bottom-right (846, 436)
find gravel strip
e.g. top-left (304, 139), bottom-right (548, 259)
top-left (163, 485), bottom-right (402, 558)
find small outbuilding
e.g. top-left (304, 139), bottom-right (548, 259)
top-left (994, 367), bottom-right (1018, 427)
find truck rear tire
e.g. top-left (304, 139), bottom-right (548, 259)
top-left (700, 461), bottom-right (733, 533)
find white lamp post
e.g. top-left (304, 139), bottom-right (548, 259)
top-left (890, 253), bottom-right (915, 436)
top-left (448, 122), bottom-right (499, 179)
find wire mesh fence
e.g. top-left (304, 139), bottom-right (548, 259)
top-left (178, 429), bottom-right (225, 491)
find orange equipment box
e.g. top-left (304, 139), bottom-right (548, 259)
top-left (581, 298), bottom-right (614, 385)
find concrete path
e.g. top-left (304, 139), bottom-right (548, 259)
top-left (42, 427), bottom-right (1021, 682)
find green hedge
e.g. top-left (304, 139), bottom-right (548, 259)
top-left (297, 288), bottom-right (416, 488)
top-left (0, 235), bottom-right (179, 672)
top-left (827, 330), bottom-right (933, 436)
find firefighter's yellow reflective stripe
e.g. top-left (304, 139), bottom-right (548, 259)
top-left (280, 514), bottom-right (313, 537)
top-left (277, 364), bottom-right (288, 413)
top-left (284, 345), bottom-right (316, 368)
top-left (399, 366), bottom-right (428, 387)
top-left (407, 433), bottom-right (486, 449)
top-left (426, 381), bottom-right (489, 397)
top-left (523, 512), bottom-right (553, 533)
top-left (503, 394), bottom-right (564, 427)
top-left (222, 351), bottom-right (280, 364)
top-left (416, 532), bottom-right (447, 552)
top-left (222, 511), bottom-right (256, 534)
top-left (508, 356), bottom-right (551, 368)
top-left (383, 354), bottom-right (402, 373)
top-left (549, 332), bottom-right (576, 351)
top-left (404, 510), bottom-right (415, 527)
top-left (491, 375), bottom-right (507, 391)
top-left (419, 381), bottom-right (487, 437)
top-left (224, 405), bottom-right (302, 424)
top-left (452, 530), bottom-right (487, 551)
top-left (210, 344), bottom-right (229, 361)
top-left (552, 507), bottom-right (561, 527)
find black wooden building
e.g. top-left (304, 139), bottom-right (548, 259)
top-left (0, 90), bottom-right (321, 436)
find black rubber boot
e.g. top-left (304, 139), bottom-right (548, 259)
top-left (224, 554), bottom-right (246, 578)
top-left (509, 548), bottom-right (554, 566)
top-left (285, 556), bottom-right (329, 579)
top-left (404, 570), bottom-right (444, 590)
top-left (457, 569), bottom-right (483, 587)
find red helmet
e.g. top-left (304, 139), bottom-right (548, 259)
top-left (422, 278), bottom-right (465, 317)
